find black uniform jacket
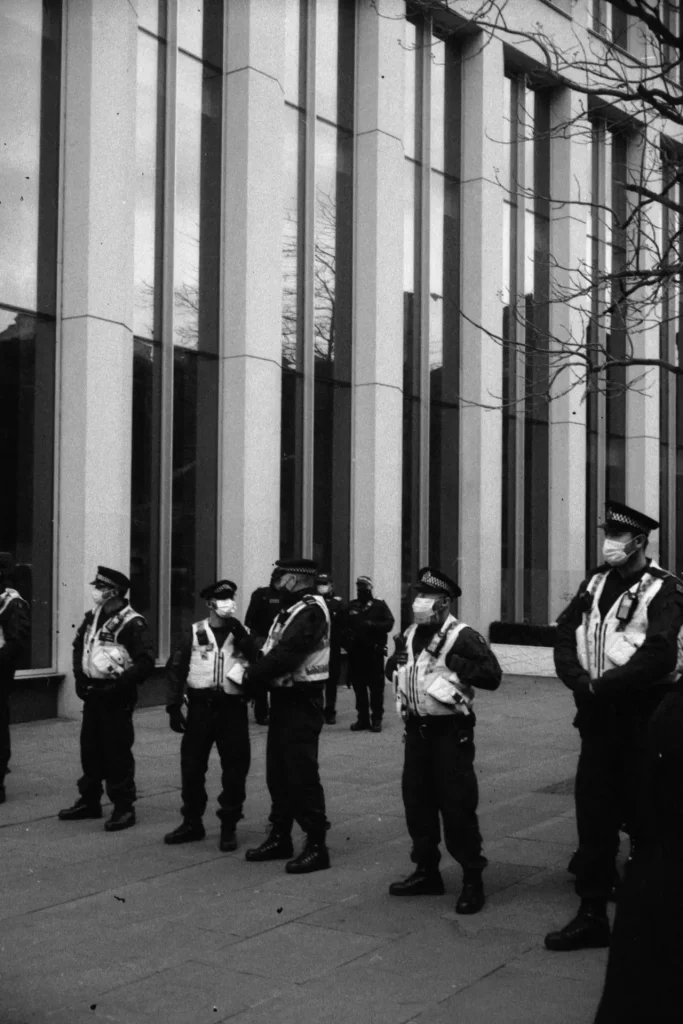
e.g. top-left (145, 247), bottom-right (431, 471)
top-left (385, 624), bottom-right (502, 691)
top-left (323, 595), bottom-right (346, 663)
top-left (554, 561), bottom-right (683, 701)
top-left (73, 604), bottom-right (155, 700)
top-left (165, 618), bottom-right (249, 708)
top-left (245, 586), bottom-right (282, 642)
top-left (245, 588), bottom-right (328, 695)
top-left (343, 597), bottom-right (394, 654)
top-left (0, 590), bottom-right (30, 679)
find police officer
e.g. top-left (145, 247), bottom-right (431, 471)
top-left (0, 553), bottom-right (30, 804)
top-left (315, 573), bottom-right (345, 725)
top-left (58, 567), bottom-right (155, 831)
top-left (386, 567), bottom-right (501, 914)
top-left (243, 558), bottom-right (331, 874)
top-left (244, 569), bottom-right (284, 725)
top-left (343, 575), bottom-right (394, 732)
top-left (545, 501), bottom-right (683, 952)
top-left (163, 580), bottom-right (252, 852)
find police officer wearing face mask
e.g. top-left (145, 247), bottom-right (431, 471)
top-left (163, 580), bottom-right (252, 852)
top-left (0, 553), bottom-right (30, 804)
top-left (315, 574), bottom-right (346, 725)
top-left (58, 567), bottom-right (155, 831)
top-left (343, 575), bottom-right (395, 732)
top-left (244, 569), bottom-right (285, 725)
top-left (386, 567), bottom-right (502, 915)
top-left (545, 501), bottom-right (683, 952)
top-left (243, 558), bottom-right (332, 874)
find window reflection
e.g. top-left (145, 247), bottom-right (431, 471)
top-left (134, 30), bottom-right (165, 341)
top-left (131, 339), bottom-right (161, 639)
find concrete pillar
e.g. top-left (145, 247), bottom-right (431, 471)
top-left (351, 0), bottom-right (405, 626)
top-left (458, 35), bottom-right (505, 633)
top-left (56, 0), bottom-right (137, 718)
top-left (625, 134), bottom-right (661, 559)
top-left (219, 0), bottom-right (284, 607)
top-left (548, 89), bottom-right (590, 618)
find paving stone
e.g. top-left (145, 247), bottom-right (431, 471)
top-left (197, 921), bottom-right (382, 983)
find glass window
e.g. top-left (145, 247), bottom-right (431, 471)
top-left (0, 0), bottom-right (61, 670)
top-left (131, 3), bottom-right (223, 656)
top-left (284, 0), bottom-right (306, 108)
top-left (606, 132), bottom-right (627, 503)
top-left (585, 125), bottom-right (602, 569)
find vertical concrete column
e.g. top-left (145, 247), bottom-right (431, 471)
top-left (57, 0), bottom-right (137, 717)
top-left (351, 0), bottom-right (405, 625)
top-left (219, 1), bottom-right (284, 604)
top-left (548, 89), bottom-right (590, 617)
top-left (625, 135), bottom-right (661, 557)
top-left (458, 35), bottom-right (505, 632)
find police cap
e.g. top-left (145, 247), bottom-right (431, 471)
top-left (599, 500), bottom-right (659, 536)
top-left (415, 566), bottom-right (461, 600)
top-left (199, 579), bottom-right (237, 601)
top-left (89, 566), bottom-right (130, 592)
top-left (275, 558), bottom-right (318, 576)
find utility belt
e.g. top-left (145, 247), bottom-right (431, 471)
top-left (404, 712), bottom-right (475, 738)
top-left (270, 684), bottom-right (325, 707)
top-left (186, 689), bottom-right (246, 706)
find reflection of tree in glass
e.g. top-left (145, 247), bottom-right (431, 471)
top-left (282, 186), bottom-right (337, 370)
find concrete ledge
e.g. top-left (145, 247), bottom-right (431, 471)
top-left (492, 643), bottom-right (557, 678)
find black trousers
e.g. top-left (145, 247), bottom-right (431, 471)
top-left (0, 679), bottom-right (11, 781)
top-left (348, 649), bottom-right (385, 723)
top-left (574, 709), bottom-right (654, 902)
top-left (180, 693), bottom-right (250, 825)
top-left (266, 691), bottom-right (329, 838)
top-left (324, 655), bottom-right (341, 713)
top-left (78, 697), bottom-right (136, 809)
top-left (402, 715), bottom-right (487, 874)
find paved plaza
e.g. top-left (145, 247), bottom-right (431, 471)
top-left (0, 678), bottom-right (611, 1023)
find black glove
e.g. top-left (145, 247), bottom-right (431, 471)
top-left (167, 704), bottom-right (186, 734)
top-left (572, 676), bottom-right (595, 706)
top-left (75, 674), bottom-right (91, 700)
top-left (393, 633), bottom-right (408, 666)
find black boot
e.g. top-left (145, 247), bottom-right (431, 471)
top-left (544, 901), bottom-right (610, 951)
top-left (285, 836), bottom-right (330, 874)
top-left (324, 709), bottom-right (336, 725)
top-left (104, 807), bottom-right (136, 832)
top-left (455, 871), bottom-right (485, 914)
top-left (350, 719), bottom-right (370, 732)
top-left (58, 798), bottom-right (102, 821)
top-left (245, 830), bottom-right (294, 862)
top-left (219, 825), bottom-right (238, 852)
top-left (369, 718), bottom-right (382, 733)
top-left (164, 819), bottom-right (206, 845)
top-left (0, 782), bottom-right (5, 805)
top-left (389, 867), bottom-right (444, 896)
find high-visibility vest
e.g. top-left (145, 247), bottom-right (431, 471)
top-left (81, 604), bottom-right (142, 679)
top-left (576, 561), bottom-right (679, 680)
top-left (187, 619), bottom-right (247, 695)
top-left (0, 588), bottom-right (27, 650)
top-left (261, 594), bottom-right (330, 687)
top-left (394, 614), bottom-right (473, 718)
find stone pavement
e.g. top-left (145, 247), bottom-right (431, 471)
top-left (0, 678), bottom-right (613, 1024)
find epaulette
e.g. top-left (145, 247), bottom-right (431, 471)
top-left (302, 594), bottom-right (319, 606)
top-left (650, 564), bottom-right (683, 592)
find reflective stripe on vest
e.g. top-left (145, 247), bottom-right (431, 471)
top-left (261, 594), bottom-right (331, 687)
top-left (394, 615), bottom-right (472, 718)
top-left (82, 604), bottom-right (141, 679)
top-left (575, 566), bottom-right (664, 680)
top-left (0, 589), bottom-right (25, 650)
top-left (187, 620), bottom-right (246, 695)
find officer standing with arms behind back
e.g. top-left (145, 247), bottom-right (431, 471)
top-left (163, 580), bottom-right (252, 852)
top-left (0, 553), bottom-right (30, 804)
top-left (545, 501), bottom-right (683, 952)
top-left (243, 558), bottom-right (332, 874)
top-left (386, 567), bottom-right (502, 914)
top-left (343, 575), bottom-right (394, 732)
top-left (315, 573), bottom-right (345, 725)
top-left (244, 568), bottom-right (284, 725)
top-left (58, 567), bottom-right (155, 831)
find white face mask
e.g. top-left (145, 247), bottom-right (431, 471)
top-left (92, 588), bottom-right (115, 607)
top-left (212, 598), bottom-right (236, 618)
top-left (317, 585), bottom-right (331, 596)
top-left (602, 537), bottom-right (638, 567)
top-left (412, 596), bottom-right (438, 625)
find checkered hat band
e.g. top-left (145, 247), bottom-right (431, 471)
top-left (609, 511), bottom-right (644, 530)
top-left (419, 572), bottom-right (450, 592)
